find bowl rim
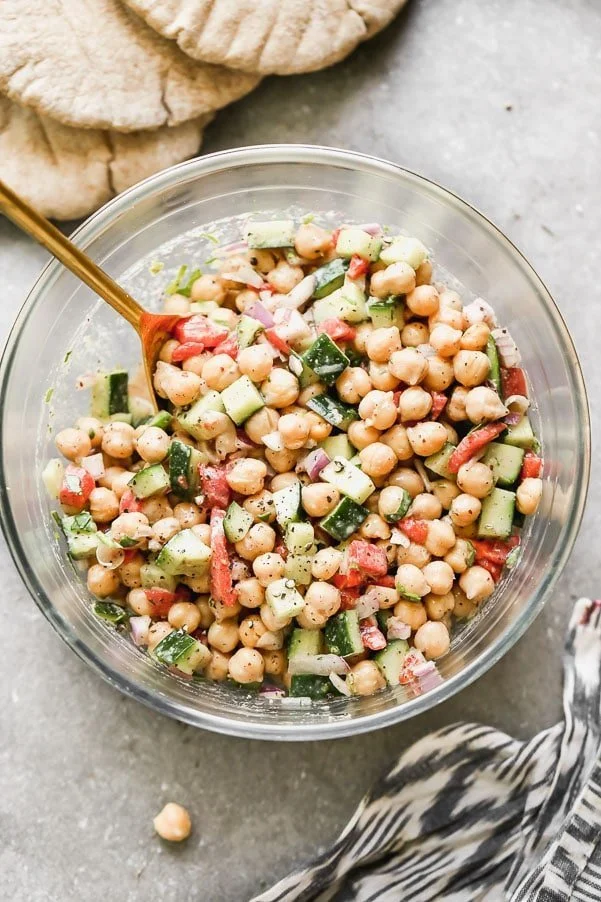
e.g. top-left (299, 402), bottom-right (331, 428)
top-left (0, 144), bottom-right (591, 740)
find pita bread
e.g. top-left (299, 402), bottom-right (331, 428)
top-left (121, 0), bottom-right (408, 75)
top-left (0, 0), bottom-right (258, 132)
top-left (0, 96), bottom-right (211, 220)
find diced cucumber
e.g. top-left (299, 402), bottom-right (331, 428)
top-left (320, 497), bottom-right (369, 541)
top-left (425, 443), bottom-right (457, 480)
top-left (140, 562), bottom-right (177, 593)
top-left (168, 440), bottom-right (202, 500)
top-left (288, 628), bottom-right (322, 658)
top-left (395, 576), bottom-right (422, 603)
top-left (94, 602), bottom-right (128, 625)
top-left (221, 375), bottom-right (264, 425)
top-left (223, 501), bottom-right (254, 543)
top-left (285, 521), bottom-right (315, 554)
top-left (156, 528), bottom-right (211, 577)
top-left (503, 416), bottom-right (536, 450)
top-left (265, 578), bottom-right (305, 620)
top-left (324, 610), bottom-right (364, 657)
top-left (336, 228), bottom-right (382, 262)
top-left (144, 410), bottom-right (173, 432)
top-left (379, 236), bottom-right (428, 269)
top-left (289, 352), bottom-right (320, 389)
top-left (236, 314), bottom-right (264, 349)
top-left (177, 391), bottom-right (226, 440)
top-left (320, 456), bottom-right (375, 504)
top-left (284, 554), bottom-right (313, 585)
top-left (129, 395), bottom-right (155, 427)
top-left (375, 639), bottom-right (410, 685)
top-left (68, 532), bottom-right (100, 560)
top-left (312, 258), bottom-right (348, 299)
top-left (320, 434), bottom-right (355, 460)
top-left (109, 412), bottom-right (133, 425)
top-left (245, 220), bottom-right (295, 249)
top-left (477, 487), bottom-right (516, 539)
top-left (153, 628), bottom-right (210, 675)
top-left (273, 481), bottom-right (302, 529)
top-left (486, 335), bottom-right (502, 395)
top-left (302, 333), bottom-right (349, 386)
top-left (367, 297), bottom-right (400, 328)
top-left (313, 282), bottom-right (368, 324)
top-left (306, 394), bottom-right (358, 431)
top-left (91, 370), bottom-right (129, 418)
top-left (62, 511), bottom-right (97, 534)
top-left (128, 464), bottom-right (170, 499)
top-left (482, 442), bottom-right (525, 487)
top-left (376, 609), bottom-right (393, 632)
top-left (382, 487), bottom-right (411, 522)
top-left (289, 675), bottom-right (332, 699)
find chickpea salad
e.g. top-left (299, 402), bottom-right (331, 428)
top-left (44, 218), bottom-right (542, 700)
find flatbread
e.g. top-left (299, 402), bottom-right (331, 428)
top-left (0, 96), bottom-right (212, 220)
top-left (121, 0), bottom-right (408, 75)
top-left (0, 0), bottom-right (259, 132)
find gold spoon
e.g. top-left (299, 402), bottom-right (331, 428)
top-left (0, 178), bottom-right (183, 413)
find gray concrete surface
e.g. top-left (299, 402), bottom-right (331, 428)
top-left (1, 0), bottom-right (599, 899)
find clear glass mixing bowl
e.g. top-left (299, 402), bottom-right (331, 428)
top-left (0, 146), bottom-right (589, 740)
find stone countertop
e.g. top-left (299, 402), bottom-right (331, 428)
top-left (1, 0), bottom-right (599, 898)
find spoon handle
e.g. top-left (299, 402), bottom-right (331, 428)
top-left (0, 179), bottom-right (144, 330)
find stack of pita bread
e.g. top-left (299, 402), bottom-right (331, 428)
top-left (0, 0), bottom-right (407, 220)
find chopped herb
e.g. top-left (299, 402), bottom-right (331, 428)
top-left (44, 387), bottom-right (54, 403)
top-left (63, 350), bottom-right (72, 364)
top-left (302, 213), bottom-right (315, 224)
top-left (149, 260), bottom-right (164, 275)
top-left (64, 474), bottom-right (81, 493)
top-left (203, 256), bottom-right (217, 267)
top-left (199, 232), bottom-right (220, 244)
top-left (165, 264), bottom-right (188, 296)
top-left (179, 268), bottom-right (202, 298)
top-left (94, 602), bottom-right (129, 625)
top-left (506, 546), bottom-right (521, 570)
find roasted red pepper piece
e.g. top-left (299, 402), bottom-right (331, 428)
top-left (501, 367), bottom-right (528, 399)
top-left (213, 334), bottom-right (239, 359)
top-left (119, 488), bottom-right (143, 514)
top-left (471, 536), bottom-right (519, 567)
top-left (339, 586), bottom-right (360, 610)
top-left (59, 464), bottom-right (95, 511)
top-left (199, 465), bottom-right (231, 509)
top-left (347, 540), bottom-right (388, 577)
top-left (520, 451), bottom-right (542, 479)
top-left (477, 559), bottom-right (503, 582)
top-left (333, 570), bottom-right (363, 590)
top-left (359, 618), bottom-right (387, 651)
top-left (317, 318), bottom-right (357, 342)
top-left (209, 509), bottom-right (237, 606)
top-left (347, 255), bottom-right (370, 280)
top-left (144, 587), bottom-right (178, 617)
top-left (172, 315), bottom-right (229, 348)
top-left (369, 574), bottom-right (396, 589)
top-left (448, 423), bottom-right (507, 474)
top-left (430, 392), bottom-right (448, 420)
top-left (171, 341), bottom-right (207, 362)
top-left (265, 328), bottom-right (291, 355)
top-left (399, 518), bottom-right (429, 544)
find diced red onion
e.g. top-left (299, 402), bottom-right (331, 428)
top-left (417, 343), bottom-right (436, 359)
top-left (301, 448), bottom-right (331, 481)
top-left (262, 431), bottom-right (285, 452)
top-left (464, 297), bottom-right (498, 327)
top-left (281, 274), bottom-right (316, 309)
top-left (503, 411), bottom-right (522, 426)
top-left (288, 355), bottom-right (303, 377)
top-left (355, 591), bottom-right (381, 620)
top-left (288, 654), bottom-right (350, 676)
top-left (247, 302), bottom-right (275, 328)
top-left (256, 630), bottom-right (284, 650)
top-left (413, 660), bottom-right (443, 691)
top-left (387, 617), bottom-right (411, 640)
top-left (358, 222), bottom-right (384, 237)
top-left (504, 394), bottom-right (530, 415)
top-left (96, 542), bottom-right (124, 569)
top-left (231, 560), bottom-right (250, 581)
top-left (214, 240), bottom-right (248, 257)
top-left (329, 672), bottom-right (352, 696)
top-left (492, 327), bottom-right (521, 367)
top-left (221, 262), bottom-right (265, 290)
top-left (235, 428), bottom-right (255, 449)
top-left (275, 308), bottom-right (311, 342)
top-left (414, 459), bottom-right (432, 492)
top-left (81, 453), bottom-right (105, 481)
top-left (390, 528), bottom-right (410, 547)
top-left (130, 615), bottom-right (151, 647)
top-left (259, 686), bottom-right (286, 699)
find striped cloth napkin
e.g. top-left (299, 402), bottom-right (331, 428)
top-left (253, 597), bottom-right (601, 902)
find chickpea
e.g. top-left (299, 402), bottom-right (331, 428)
top-left (406, 422), bottom-right (448, 456)
top-left (147, 621), bottom-right (173, 652)
top-left (432, 479), bottom-right (461, 509)
top-left (347, 420), bottom-right (381, 450)
top-left (298, 383), bottom-right (326, 406)
top-left (261, 369), bottom-right (299, 408)
top-left (277, 413), bottom-right (310, 450)
top-left (173, 502), bottom-right (203, 528)
top-left (265, 448), bottom-right (300, 473)
top-left (406, 284), bottom-right (439, 316)
top-left (457, 461), bottom-right (494, 499)
top-left (135, 427), bottom-right (170, 463)
top-left (235, 523), bottom-right (276, 561)
top-left (152, 517), bottom-right (181, 545)
top-left (415, 259), bottom-right (433, 285)
top-left (183, 355), bottom-right (210, 378)
top-left (118, 552), bottom-right (144, 589)
top-left (262, 649), bottom-right (287, 676)
top-left (168, 368), bottom-right (204, 407)
top-left (226, 459), bottom-right (267, 496)
top-left (245, 408), bottom-right (280, 444)
top-left (260, 602), bottom-right (291, 632)
top-left (311, 548), bottom-right (343, 581)
top-left (351, 660), bottom-right (386, 696)
top-left (409, 493), bottom-right (443, 521)
top-left (246, 249), bottom-right (277, 274)
top-left (295, 605), bottom-right (330, 630)
top-left (441, 421), bottom-right (459, 444)
top-left (159, 339), bottom-right (179, 364)
top-left (459, 565), bottom-right (495, 603)
top-left (242, 490), bottom-right (276, 524)
top-left (425, 519), bottom-right (456, 556)
top-left (195, 597), bottom-right (214, 630)
top-left (252, 553), bottom-right (286, 587)
top-left (444, 538), bottom-right (475, 574)
top-left (101, 422), bottom-right (135, 459)
top-left (153, 803), bottom-right (192, 842)
top-left (425, 591), bottom-right (455, 621)
top-left (56, 426), bottom-right (93, 463)
top-left (379, 425), bottom-right (411, 462)
top-left (357, 513), bottom-right (389, 541)
top-left (163, 294), bottom-right (190, 315)
top-left (191, 273), bottom-right (226, 303)
top-left (394, 599), bottom-right (427, 630)
top-left (111, 511), bottom-right (150, 545)
top-left (301, 483), bottom-right (340, 518)
top-left (141, 496), bottom-right (174, 524)
top-left (429, 323), bottom-right (462, 357)
top-left (366, 327), bottom-right (402, 364)
top-left (267, 261), bottom-right (304, 294)
top-left (461, 322), bottom-right (490, 351)
top-left (452, 586), bottom-right (476, 619)
top-left (396, 563), bottom-right (430, 599)
top-left (430, 306), bottom-right (465, 332)
top-left (378, 539), bottom-right (398, 566)
top-left (167, 602), bottom-right (201, 633)
top-left (353, 322), bottom-right (373, 355)
top-left (396, 541), bottom-right (431, 568)
top-left (89, 487), bottom-right (119, 523)
top-left (238, 615), bottom-right (268, 648)
top-left (401, 321), bottom-right (430, 347)
top-left (369, 361), bottom-right (400, 391)
top-left (336, 367), bottom-right (372, 404)
top-left (517, 477), bottom-right (542, 515)
top-left (237, 577), bottom-right (265, 609)
top-left (294, 223), bottom-right (333, 259)
top-left (238, 345), bottom-right (273, 383)
top-left (87, 563), bottom-right (120, 598)
top-left (388, 467), bottom-right (424, 497)
top-left (388, 348), bottom-right (427, 386)
top-left (234, 288), bottom-right (260, 313)
top-left (206, 649), bottom-right (231, 681)
top-left (358, 390), bottom-right (397, 430)
top-left (76, 417), bottom-right (104, 449)
top-left (371, 262), bottom-right (416, 298)
top-left (359, 443), bottom-right (397, 478)
top-left (453, 350), bottom-right (490, 387)
top-left (450, 494), bottom-right (482, 527)
top-left (399, 386), bottom-right (432, 422)
top-left (422, 561), bottom-right (455, 595)
top-left (414, 621), bottom-right (450, 659)
top-left (304, 411), bottom-right (332, 442)
top-left (207, 619), bottom-right (239, 653)
top-left (465, 386), bottom-right (507, 424)
top-left (304, 581), bottom-right (341, 618)
top-left (128, 587), bottom-right (153, 616)
top-left (445, 385), bottom-right (468, 422)
top-left (202, 354), bottom-right (240, 392)
top-left (209, 594), bottom-right (241, 621)
top-left (228, 647), bottom-right (265, 684)
top-left (378, 485), bottom-right (409, 522)
top-left (423, 356), bottom-right (455, 392)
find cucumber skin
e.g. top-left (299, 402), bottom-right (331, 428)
top-left (302, 333), bottom-right (349, 386)
top-left (324, 610), bottom-right (363, 657)
top-left (128, 463), bottom-right (170, 499)
top-left (375, 639), bottom-right (410, 685)
top-left (486, 335), bottom-right (502, 395)
top-left (312, 259), bottom-right (348, 299)
top-left (306, 394), bottom-right (359, 431)
top-left (320, 496), bottom-right (369, 541)
top-left (477, 487), bottom-right (516, 539)
top-left (289, 675), bottom-right (333, 699)
top-left (91, 370), bottom-right (129, 418)
top-left (221, 375), bottom-right (265, 425)
top-left (288, 628), bottom-right (322, 658)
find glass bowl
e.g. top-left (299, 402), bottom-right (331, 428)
top-left (0, 146), bottom-right (589, 740)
